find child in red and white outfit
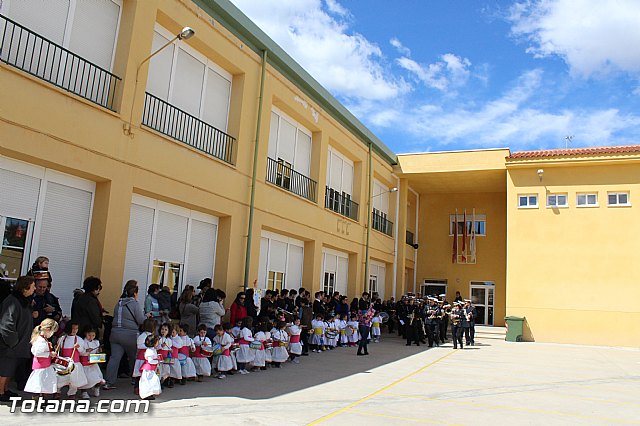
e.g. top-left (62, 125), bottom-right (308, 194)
top-left (252, 323), bottom-right (269, 371)
top-left (178, 325), bottom-right (197, 383)
top-left (79, 326), bottom-right (105, 398)
top-left (157, 323), bottom-right (173, 387)
top-left (56, 321), bottom-right (88, 399)
top-left (288, 318), bottom-right (303, 364)
top-left (192, 324), bottom-right (212, 381)
top-left (271, 321), bottom-right (289, 367)
top-left (133, 318), bottom-right (157, 395)
top-left (212, 325), bottom-right (233, 379)
top-left (24, 319), bottom-right (59, 397)
top-left (138, 334), bottom-right (161, 400)
top-left (169, 325), bottom-right (183, 385)
top-left (235, 317), bottom-right (255, 374)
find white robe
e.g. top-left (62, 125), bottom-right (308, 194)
top-left (213, 332), bottom-right (234, 372)
top-left (192, 335), bottom-right (212, 376)
top-left (56, 334), bottom-right (88, 392)
top-left (235, 327), bottom-right (255, 364)
top-left (169, 335), bottom-right (183, 379)
top-left (132, 332), bottom-right (151, 378)
top-left (347, 321), bottom-right (360, 343)
top-left (24, 336), bottom-right (57, 394)
top-left (179, 335), bottom-right (197, 378)
top-left (157, 336), bottom-right (172, 380)
top-left (252, 331), bottom-right (268, 367)
top-left (339, 320), bottom-right (349, 344)
top-left (138, 348), bottom-right (161, 399)
top-left (271, 329), bottom-right (289, 362)
top-left (310, 320), bottom-right (326, 346)
top-left (288, 325), bottom-right (303, 355)
top-left (79, 338), bottom-right (105, 389)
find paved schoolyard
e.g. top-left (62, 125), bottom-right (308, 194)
top-left (2, 332), bottom-right (639, 425)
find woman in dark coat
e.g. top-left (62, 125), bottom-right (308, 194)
top-left (0, 276), bottom-right (36, 401)
top-left (244, 288), bottom-right (258, 320)
top-left (71, 276), bottom-right (103, 337)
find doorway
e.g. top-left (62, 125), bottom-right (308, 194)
top-left (469, 281), bottom-right (495, 325)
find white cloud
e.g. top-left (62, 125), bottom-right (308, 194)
top-left (229, 0), bottom-right (407, 101)
top-left (389, 38), bottom-right (411, 56)
top-left (509, 0), bottom-right (640, 77)
top-left (397, 53), bottom-right (471, 92)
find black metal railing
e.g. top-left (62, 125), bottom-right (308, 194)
top-left (142, 92), bottom-right (236, 165)
top-left (406, 230), bottom-right (415, 246)
top-left (266, 157), bottom-right (317, 202)
top-left (0, 14), bottom-right (120, 110)
top-left (325, 186), bottom-right (359, 221)
top-left (371, 209), bottom-right (393, 236)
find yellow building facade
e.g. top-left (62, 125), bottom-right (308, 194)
top-left (0, 0), bottom-right (637, 347)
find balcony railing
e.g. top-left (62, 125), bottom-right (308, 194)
top-left (406, 230), bottom-right (415, 246)
top-left (371, 209), bottom-right (393, 236)
top-left (325, 186), bottom-right (359, 221)
top-left (142, 92), bottom-right (236, 165)
top-left (266, 157), bottom-right (317, 202)
top-left (0, 14), bottom-right (120, 110)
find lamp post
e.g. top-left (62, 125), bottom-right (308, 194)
top-left (123, 27), bottom-right (195, 136)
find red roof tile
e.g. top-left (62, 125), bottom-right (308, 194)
top-left (509, 145), bottom-right (640, 159)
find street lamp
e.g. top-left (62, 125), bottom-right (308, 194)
top-left (123, 27), bottom-right (196, 136)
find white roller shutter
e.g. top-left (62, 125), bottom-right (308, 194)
top-left (329, 151), bottom-right (342, 190)
top-left (277, 118), bottom-right (296, 164)
top-left (154, 211), bottom-right (188, 263)
top-left (202, 68), bottom-right (231, 132)
top-left (172, 48), bottom-right (205, 117)
top-left (324, 252), bottom-right (337, 273)
top-left (37, 182), bottom-right (92, 314)
top-left (269, 239), bottom-right (287, 273)
top-left (6, 0), bottom-right (70, 45)
top-left (146, 31), bottom-right (173, 101)
top-left (68, 0), bottom-right (120, 70)
top-left (258, 237), bottom-right (269, 289)
top-left (0, 169), bottom-right (41, 220)
top-left (123, 203), bottom-right (154, 287)
top-left (343, 163), bottom-right (353, 196)
top-left (337, 256), bottom-right (348, 296)
top-left (286, 244), bottom-right (304, 289)
top-left (268, 112), bottom-right (279, 160)
top-left (294, 130), bottom-right (311, 176)
top-left (185, 219), bottom-right (216, 286)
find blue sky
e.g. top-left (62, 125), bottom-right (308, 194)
top-left (230, 0), bottom-right (640, 153)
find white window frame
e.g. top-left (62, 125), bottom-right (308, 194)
top-left (518, 194), bottom-right (538, 209)
top-left (259, 230), bottom-right (304, 290)
top-left (326, 146), bottom-right (354, 197)
top-left (321, 248), bottom-right (349, 296)
top-left (576, 192), bottom-right (598, 208)
top-left (449, 214), bottom-right (486, 236)
top-left (148, 24), bottom-right (232, 131)
top-left (268, 107), bottom-right (312, 176)
top-left (607, 192), bottom-right (631, 207)
top-left (372, 179), bottom-right (390, 215)
top-left (422, 279), bottom-right (447, 298)
top-left (546, 193), bottom-right (568, 208)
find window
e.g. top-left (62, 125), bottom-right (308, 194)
top-left (146, 25), bottom-right (232, 131)
top-left (267, 271), bottom-right (285, 292)
top-left (151, 261), bottom-right (182, 295)
top-left (518, 194), bottom-right (538, 208)
top-left (577, 193), bottom-right (598, 207)
top-left (276, 159), bottom-right (292, 189)
top-left (372, 180), bottom-right (390, 215)
top-left (268, 108), bottom-right (312, 177)
top-left (422, 279), bottom-right (447, 298)
top-left (368, 260), bottom-right (386, 299)
top-left (0, 217), bottom-right (31, 282)
top-left (368, 275), bottom-right (378, 294)
top-left (547, 194), bottom-right (568, 208)
top-left (322, 249), bottom-right (348, 296)
top-left (326, 147), bottom-right (354, 197)
top-left (607, 192), bottom-right (630, 206)
top-left (449, 214), bottom-right (486, 236)
top-left (323, 272), bottom-right (335, 295)
top-left (257, 232), bottom-right (304, 291)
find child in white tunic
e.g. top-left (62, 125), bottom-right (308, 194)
top-left (252, 323), bottom-right (269, 370)
top-left (325, 316), bottom-right (338, 349)
top-left (212, 325), bottom-right (234, 379)
top-left (287, 319), bottom-right (303, 363)
top-left (133, 318), bottom-right (157, 395)
top-left (235, 317), bottom-right (255, 374)
top-left (338, 315), bottom-right (349, 347)
top-left (310, 315), bottom-right (326, 352)
top-left (192, 324), bottom-right (212, 380)
top-left (347, 314), bottom-right (360, 347)
top-left (223, 323), bottom-right (239, 372)
top-left (56, 321), bottom-right (88, 398)
top-left (138, 334), bottom-right (161, 400)
top-left (271, 321), bottom-right (289, 366)
top-left (157, 323), bottom-right (172, 385)
top-left (25, 319), bottom-right (59, 396)
top-left (178, 325), bottom-right (197, 383)
top-left (371, 313), bottom-right (382, 342)
top-left (169, 326), bottom-right (183, 384)
top-left (79, 327), bottom-right (105, 398)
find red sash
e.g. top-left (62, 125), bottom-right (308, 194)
top-left (79, 355), bottom-right (90, 366)
top-left (222, 348), bottom-right (231, 357)
top-left (136, 349), bottom-right (146, 360)
top-left (171, 346), bottom-right (179, 359)
top-left (290, 335), bottom-right (301, 344)
top-left (139, 362), bottom-right (157, 372)
top-left (178, 346), bottom-right (190, 356)
top-left (158, 349), bottom-right (170, 359)
top-left (191, 346), bottom-right (204, 358)
top-left (239, 339), bottom-right (251, 345)
top-left (32, 356), bottom-right (52, 369)
top-left (60, 336), bottom-right (81, 362)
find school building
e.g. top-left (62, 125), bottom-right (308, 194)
top-left (0, 0), bottom-right (638, 347)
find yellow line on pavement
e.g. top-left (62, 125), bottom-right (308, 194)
top-left (306, 351), bottom-right (456, 425)
top-left (345, 409), bottom-right (461, 425)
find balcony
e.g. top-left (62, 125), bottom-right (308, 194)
top-left (142, 92), bottom-right (236, 165)
top-left (406, 230), bottom-right (415, 246)
top-left (0, 14), bottom-right (120, 111)
top-left (266, 157), bottom-right (317, 202)
top-left (371, 209), bottom-right (393, 236)
top-left (325, 186), bottom-right (359, 221)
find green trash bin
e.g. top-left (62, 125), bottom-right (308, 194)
top-left (504, 316), bottom-right (525, 342)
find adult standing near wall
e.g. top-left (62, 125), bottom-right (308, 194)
top-left (27, 256), bottom-right (52, 286)
top-left (229, 292), bottom-right (247, 325)
top-left (104, 280), bottom-right (145, 390)
top-left (71, 276), bottom-right (104, 337)
top-left (199, 288), bottom-right (226, 339)
top-left (31, 272), bottom-right (62, 326)
top-left (0, 276), bottom-right (35, 401)
top-left (144, 284), bottom-right (162, 323)
top-left (178, 287), bottom-right (199, 337)
top-left (244, 288), bottom-right (258, 320)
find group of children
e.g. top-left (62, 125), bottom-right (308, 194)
top-left (309, 312), bottom-right (382, 352)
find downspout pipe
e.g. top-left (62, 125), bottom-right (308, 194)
top-left (244, 49), bottom-right (268, 291)
top-left (364, 142), bottom-right (372, 294)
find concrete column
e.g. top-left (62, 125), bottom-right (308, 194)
top-left (395, 178), bottom-right (409, 299)
top-left (303, 239), bottom-right (323, 293)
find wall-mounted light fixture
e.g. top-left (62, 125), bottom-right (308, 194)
top-left (537, 169), bottom-right (544, 182)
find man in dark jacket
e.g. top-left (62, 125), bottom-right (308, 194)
top-left (71, 276), bottom-right (103, 338)
top-left (31, 274), bottom-right (62, 326)
top-left (0, 276), bottom-right (35, 401)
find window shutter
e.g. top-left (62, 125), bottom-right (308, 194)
top-left (324, 252), bottom-right (337, 273)
top-left (329, 151), bottom-right (342, 190)
top-left (286, 244), bottom-right (304, 289)
top-left (269, 239), bottom-right (287, 273)
top-left (7, 0), bottom-right (70, 44)
top-left (268, 112), bottom-right (279, 160)
top-left (202, 68), bottom-right (231, 131)
top-left (277, 118), bottom-right (296, 164)
top-left (0, 169), bottom-right (41, 220)
top-left (185, 219), bottom-right (216, 286)
top-left (172, 48), bottom-right (205, 117)
top-left (342, 162), bottom-right (353, 196)
top-left (154, 211), bottom-right (188, 263)
top-left (123, 203), bottom-right (154, 288)
top-left (36, 182), bottom-right (92, 314)
top-left (68, 0), bottom-right (120, 70)
top-left (294, 130), bottom-right (311, 176)
top-left (337, 256), bottom-right (348, 296)
top-left (146, 31), bottom-right (173, 101)
top-left (258, 237), bottom-right (269, 289)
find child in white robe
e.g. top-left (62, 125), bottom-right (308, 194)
top-left (212, 325), bottom-right (234, 379)
top-left (347, 314), bottom-right (360, 347)
top-left (169, 326), bottom-right (183, 384)
top-left (192, 324), bottom-right (212, 380)
top-left (133, 318), bottom-right (157, 395)
top-left (79, 327), bottom-right (105, 398)
top-left (287, 319), bottom-right (303, 363)
top-left (271, 321), bottom-right (289, 366)
top-left (338, 315), bottom-right (349, 347)
top-left (25, 319), bottom-right (59, 396)
top-left (56, 321), bottom-right (88, 398)
top-left (138, 334), bottom-right (161, 400)
top-left (157, 323), bottom-right (173, 385)
top-left (178, 325), bottom-right (197, 383)
top-left (371, 313), bottom-right (382, 343)
top-left (310, 315), bottom-right (326, 352)
top-left (252, 323), bottom-right (269, 370)
top-left (235, 317), bottom-right (255, 374)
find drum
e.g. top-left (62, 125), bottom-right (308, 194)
top-left (212, 343), bottom-right (223, 356)
top-left (380, 312), bottom-right (390, 324)
top-left (275, 341), bottom-right (288, 347)
top-left (89, 353), bottom-right (106, 364)
top-left (178, 353), bottom-right (187, 367)
top-left (264, 341), bottom-right (273, 349)
top-left (344, 327), bottom-right (354, 337)
top-left (249, 341), bottom-right (263, 350)
top-left (325, 330), bottom-right (338, 339)
top-left (200, 345), bottom-right (214, 357)
top-left (230, 343), bottom-right (239, 351)
top-left (52, 356), bottom-right (75, 376)
top-left (162, 355), bottom-right (175, 365)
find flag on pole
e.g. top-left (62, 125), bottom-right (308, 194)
top-left (461, 209), bottom-right (467, 263)
top-left (452, 209), bottom-right (458, 263)
top-left (470, 208), bottom-right (477, 262)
